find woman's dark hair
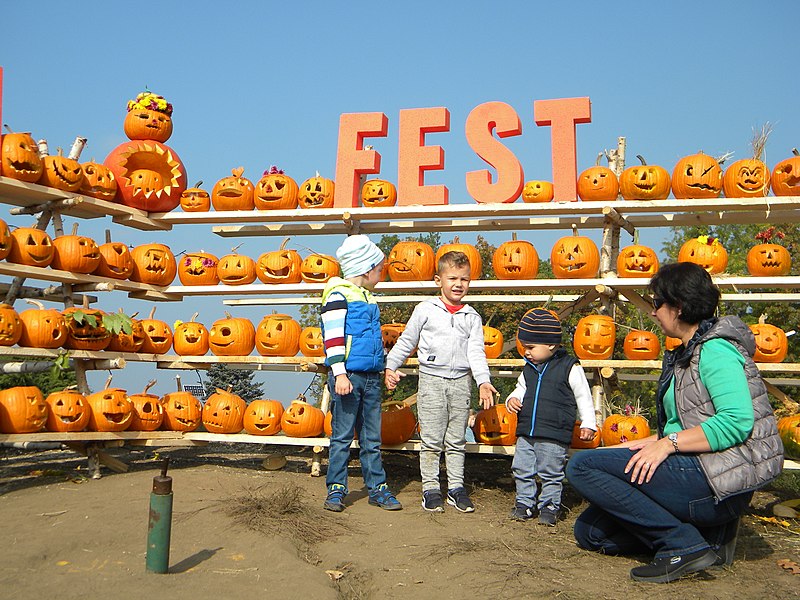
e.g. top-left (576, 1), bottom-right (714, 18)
top-left (648, 262), bottom-right (720, 324)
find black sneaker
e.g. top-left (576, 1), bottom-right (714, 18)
top-left (509, 502), bottom-right (534, 521)
top-left (712, 518), bottom-right (740, 567)
top-left (446, 487), bottom-right (475, 513)
top-left (422, 490), bottom-right (444, 513)
top-left (630, 548), bottom-right (719, 583)
top-left (538, 505), bottom-right (559, 526)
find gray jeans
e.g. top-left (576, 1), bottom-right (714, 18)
top-left (417, 372), bottom-right (471, 492)
top-left (512, 435), bottom-right (569, 510)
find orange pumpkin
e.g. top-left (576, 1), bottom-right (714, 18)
top-left (7, 227), bottom-right (55, 267)
top-left (128, 381), bottom-right (164, 432)
top-left (723, 158), bottom-right (770, 198)
top-left (212, 167), bottom-right (255, 211)
top-left (747, 229), bottom-right (791, 276)
top-left (178, 251), bottom-right (219, 286)
top-left (472, 404), bottom-right (517, 446)
top-left (381, 323), bottom-right (406, 352)
top-left (281, 397), bottom-right (325, 437)
top-left (387, 241), bottom-right (435, 282)
top-left (45, 389), bottom-right (90, 432)
top-left (0, 303), bottom-right (22, 347)
top-left (86, 387), bottom-right (133, 432)
top-left (0, 386), bottom-right (48, 433)
top-left (50, 226), bottom-right (101, 274)
top-left (107, 311), bottom-right (145, 353)
top-left (0, 129), bottom-right (43, 182)
top-left (483, 325), bottom-right (504, 359)
top-left (380, 401), bottom-right (417, 445)
top-left (254, 167), bottom-right (299, 210)
top-left (777, 414), bottom-right (800, 459)
top-left (124, 91), bottom-right (173, 142)
top-left (79, 161), bottom-right (118, 201)
top-left (361, 179), bottom-right (397, 208)
top-left (623, 329), bottom-right (661, 360)
top-left (0, 218), bottom-right (11, 260)
top-left (771, 149), bottom-right (800, 196)
top-left (300, 253), bottom-right (339, 283)
top-left (492, 233), bottom-right (539, 279)
top-left (243, 399), bottom-right (285, 435)
top-left (173, 312), bottom-right (209, 356)
top-left (665, 336), bottom-right (682, 351)
top-left (521, 180), bottom-right (554, 203)
top-left (298, 174), bottom-right (335, 209)
top-left (256, 313), bottom-right (301, 357)
top-left (139, 307), bottom-right (173, 354)
top-left (180, 181), bottom-right (211, 212)
top-left (257, 238), bottom-right (303, 284)
top-left (601, 412), bottom-right (651, 446)
top-left (750, 315), bottom-right (788, 363)
top-left (619, 155), bottom-right (671, 200)
top-left (570, 421), bottom-right (600, 449)
top-left (18, 300), bottom-right (67, 348)
top-left (435, 236), bottom-right (482, 279)
top-left (161, 391), bottom-right (202, 432)
top-left (671, 151), bottom-right (723, 199)
top-left (95, 239), bottom-right (134, 280)
top-left (299, 326), bottom-right (325, 357)
top-left (218, 250), bottom-right (257, 285)
top-left (677, 235), bottom-right (728, 274)
top-left (577, 153), bottom-right (619, 201)
top-left (573, 314), bottom-right (615, 360)
top-left (130, 243), bottom-right (177, 285)
top-left (202, 388), bottom-right (246, 434)
top-left (39, 150), bottom-right (84, 192)
top-left (62, 305), bottom-right (111, 351)
top-left (550, 225), bottom-right (600, 279)
top-left (209, 312), bottom-right (255, 356)
top-left (617, 241), bottom-right (659, 278)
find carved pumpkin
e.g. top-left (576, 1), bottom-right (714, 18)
top-left (161, 391), bottom-right (202, 432)
top-left (281, 397), bottom-right (325, 437)
top-left (361, 179), bottom-right (397, 208)
top-left (570, 421), bottom-right (600, 449)
top-left (601, 412), bottom-right (651, 446)
top-left (0, 386), bottom-right (47, 433)
top-left (139, 307), bottom-right (173, 354)
top-left (39, 151), bottom-right (83, 192)
top-left (747, 243), bottom-right (791, 277)
top-left (671, 151), bottom-right (723, 199)
top-left (435, 236), bottom-right (482, 279)
top-left (202, 388), bottom-right (246, 434)
top-left (255, 167), bottom-right (299, 210)
top-left (521, 180), bottom-right (554, 203)
top-left (381, 401), bottom-right (417, 445)
top-left (483, 325), bottom-right (504, 359)
top-left (209, 312), bottom-right (255, 356)
top-left (617, 237), bottom-right (659, 278)
top-left (257, 238), bottom-right (303, 284)
top-left (79, 161), bottom-right (118, 201)
top-left (8, 227), bottom-right (54, 267)
top-left (0, 130), bottom-right (43, 182)
top-left (619, 155), bottom-right (671, 200)
top-left (0, 303), bottom-right (22, 346)
top-left (130, 243), bottom-right (177, 285)
top-left (45, 389), bottom-right (90, 432)
top-left (777, 414), bottom-right (800, 459)
top-left (299, 326), bottom-right (325, 357)
top-left (577, 154), bottom-right (619, 201)
top-left (86, 387), bottom-right (133, 432)
top-left (300, 253), bottom-right (339, 283)
top-left (323, 410), bottom-right (360, 439)
top-left (178, 251), bottom-right (219, 286)
top-left (180, 181), bottom-right (211, 212)
top-left (381, 323), bottom-right (406, 352)
top-left (387, 241), bottom-right (435, 282)
top-left (550, 225), bottom-right (600, 279)
top-left (62, 305), bottom-right (111, 351)
top-left (665, 336), bottom-right (682, 351)
top-left (573, 314), bottom-right (615, 360)
top-left (128, 381), bottom-right (164, 431)
top-left (677, 235), bottom-right (728, 274)
top-left (472, 404), bottom-right (517, 446)
top-left (124, 91), bottom-right (173, 142)
top-left (18, 300), bottom-right (67, 348)
top-left (218, 251), bottom-right (257, 285)
top-left (723, 158), bottom-right (770, 198)
top-left (771, 149), bottom-right (800, 196)
top-left (0, 218), bottom-right (11, 260)
top-left (51, 226), bottom-right (101, 274)
top-left (298, 174), bottom-right (335, 209)
top-left (750, 315), bottom-right (788, 363)
top-left (212, 167), bottom-right (255, 211)
top-left (95, 239), bottom-right (134, 280)
top-left (256, 313), bottom-right (301, 357)
top-left (492, 233), bottom-right (539, 279)
top-left (623, 329), bottom-right (661, 360)
top-left (173, 313), bottom-right (209, 356)
top-left (243, 399), bottom-right (284, 436)
top-left (107, 311), bottom-right (145, 353)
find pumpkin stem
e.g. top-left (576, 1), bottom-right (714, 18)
top-left (2, 124), bottom-right (13, 134)
top-left (193, 180), bottom-right (203, 188)
top-left (231, 243), bottom-right (243, 254)
top-left (176, 374), bottom-right (182, 391)
top-left (279, 237), bottom-right (291, 251)
top-left (716, 151), bottom-right (734, 165)
top-left (595, 152), bottom-right (604, 167)
top-left (148, 306), bottom-right (156, 319)
top-left (190, 312), bottom-right (199, 322)
top-left (759, 313), bottom-right (767, 325)
top-left (104, 372), bottom-right (113, 390)
top-left (24, 299), bottom-right (45, 310)
top-left (71, 222), bottom-right (79, 236)
top-left (452, 235), bottom-right (460, 244)
top-left (232, 167), bottom-right (244, 178)
top-left (792, 148), bottom-right (800, 157)
top-left (224, 311), bottom-right (232, 319)
top-left (105, 229), bottom-right (112, 244)
top-left (636, 154), bottom-right (647, 166)
top-left (571, 223), bottom-right (579, 237)
top-left (633, 230), bottom-right (640, 245)
top-left (143, 379), bottom-right (157, 395)
top-left (81, 295), bottom-right (90, 309)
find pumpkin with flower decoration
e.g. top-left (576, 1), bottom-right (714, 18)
top-left (747, 227), bottom-right (791, 277)
top-left (677, 235), bottom-right (728, 274)
top-left (601, 405), bottom-right (651, 446)
top-left (255, 166), bottom-right (299, 210)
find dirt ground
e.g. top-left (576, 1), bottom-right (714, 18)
top-left (1, 444), bottom-right (799, 600)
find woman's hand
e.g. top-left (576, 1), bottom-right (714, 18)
top-left (624, 437), bottom-right (673, 484)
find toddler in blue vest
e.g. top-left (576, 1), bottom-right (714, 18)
top-left (506, 308), bottom-right (597, 525)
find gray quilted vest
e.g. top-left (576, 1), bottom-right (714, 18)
top-left (672, 316), bottom-right (784, 501)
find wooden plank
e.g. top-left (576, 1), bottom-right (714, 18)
top-left (0, 431), bottom-right (184, 443)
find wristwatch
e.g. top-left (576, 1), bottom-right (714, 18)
top-left (668, 432), bottom-right (680, 453)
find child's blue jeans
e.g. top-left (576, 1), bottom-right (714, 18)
top-left (512, 435), bottom-right (569, 510)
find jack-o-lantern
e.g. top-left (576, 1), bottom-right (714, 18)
top-left (323, 410), bottom-right (360, 439)
top-left (483, 325), bottom-right (504, 359)
top-left (472, 404), bottom-right (517, 446)
top-left (521, 180), bottom-right (554, 203)
top-left (671, 151), bottom-right (723, 199)
top-left (361, 179), bottom-right (397, 208)
top-left (79, 161), bottom-right (118, 201)
top-left (128, 381), bottom-right (164, 431)
top-left (550, 225), bottom-right (600, 279)
top-left (777, 414), bottom-right (800, 459)
top-left (619, 155), bottom-right (671, 200)
top-left (212, 167), bottom-right (255, 211)
top-left (771, 149), bottom-right (800, 196)
top-left (0, 303), bottom-right (22, 346)
top-left (299, 326), bottom-right (325, 357)
top-left (750, 315), bottom-right (788, 363)
top-left (381, 323), bottom-right (406, 352)
top-left (95, 238), bottom-right (134, 280)
top-left (435, 236), bottom-right (482, 279)
top-left (0, 218), bottom-right (11, 260)
top-left (492, 233), bottom-right (539, 279)
top-left (218, 250), bottom-right (257, 285)
top-left (387, 241), bottom-right (435, 282)
top-left (723, 158), bottom-right (770, 198)
top-left (180, 181), bottom-right (211, 212)
top-left (381, 401), bottom-right (417, 445)
top-left (255, 167), bottom-right (299, 210)
top-left (577, 154), bottom-right (619, 201)
top-left (139, 307), bottom-right (173, 354)
top-left (50, 225), bottom-right (101, 274)
top-left (8, 227), bottom-right (54, 267)
top-left (300, 253), bottom-right (339, 283)
top-left (173, 312), bottom-right (209, 356)
top-left (161, 390), bottom-right (203, 432)
top-left (39, 150), bottom-right (84, 192)
top-left (257, 238), bottom-right (303, 284)
top-left (130, 243), bottom-right (177, 285)
top-left (747, 228), bottom-right (791, 276)
top-left (202, 388), bottom-right (246, 434)
top-left (665, 336), bottom-right (682, 351)
top-left (107, 310), bottom-right (145, 353)
top-left (617, 234), bottom-right (659, 278)
top-left (570, 421), bottom-right (600, 449)
top-left (601, 412), bottom-right (651, 446)
top-left (677, 235), bottom-right (728, 274)
top-left (178, 251), bottom-right (219, 286)
top-left (86, 387), bottom-right (133, 432)
top-left (256, 313), bottom-right (301, 357)
top-left (124, 91), bottom-right (173, 142)
top-left (0, 129), bottom-right (43, 182)
top-left (298, 174), bottom-right (335, 209)
top-left (281, 396), bottom-right (325, 437)
top-left (623, 329), bottom-right (661, 360)
top-left (209, 312), bottom-right (255, 356)
top-left (45, 389), bottom-right (90, 432)
top-left (573, 314), bottom-right (615, 360)
top-left (62, 305), bottom-right (111, 351)
top-left (18, 299), bottom-right (67, 348)
top-left (243, 399), bottom-right (284, 436)
top-left (0, 386), bottom-right (47, 433)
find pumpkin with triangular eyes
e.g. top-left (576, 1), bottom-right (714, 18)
top-left (550, 227), bottom-right (599, 279)
top-left (747, 242), bottom-right (791, 277)
top-left (218, 251), bottom-right (257, 285)
top-left (202, 388), bottom-right (246, 434)
top-left (616, 243), bottom-right (659, 278)
top-left (130, 243), bottom-right (177, 285)
top-left (256, 313), bottom-right (301, 357)
top-left (0, 130), bottom-right (43, 182)
top-left (435, 236), bottom-right (481, 279)
top-left (7, 227), bottom-right (54, 267)
top-left (95, 241), bottom-right (134, 280)
top-left (492, 234), bottom-right (539, 280)
top-left (243, 399), bottom-right (284, 436)
top-left (619, 155), bottom-right (671, 200)
top-left (45, 389), bottom-right (90, 432)
top-left (299, 326), bottom-right (325, 357)
top-left (39, 151), bottom-right (84, 192)
top-left (750, 317), bottom-right (788, 363)
top-left (180, 181), bottom-right (211, 212)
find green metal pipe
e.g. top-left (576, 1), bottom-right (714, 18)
top-left (146, 458), bottom-right (173, 574)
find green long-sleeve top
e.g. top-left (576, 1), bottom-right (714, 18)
top-left (662, 337), bottom-right (755, 451)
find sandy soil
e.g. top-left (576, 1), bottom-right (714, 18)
top-left (1, 444), bottom-right (799, 600)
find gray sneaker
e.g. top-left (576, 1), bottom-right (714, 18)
top-left (422, 490), bottom-right (444, 512)
top-left (538, 505), bottom-right (559, 526)
top-left (510, 502), bottom-right (534, 521)
top-left (446, 487), bottom-right (475, 513)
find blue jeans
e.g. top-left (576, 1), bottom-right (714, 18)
top-left (512, 436), bottom-right (568, 510)
top-left (326, 371), bottom-right (386, 493)
top-left (567, 448), bottom-right (751, 559)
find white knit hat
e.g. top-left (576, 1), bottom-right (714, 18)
top-left (336, 235), bottom-right (385, 278)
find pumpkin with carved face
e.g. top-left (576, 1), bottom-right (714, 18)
top-left (45, 389), bottom-right (90, 432)
top-left (212, 167), bottom-right (254, 211)
top-left (139, 308), bottom-right (173, 354)
top-left (619, 155), bottom-right (671, 200)
top-left (130, 243), bottom-right (177, 285)
top-left (435, 237), bottom-right (482, 279)
top-left (218, 252), bottom-right (257, 285)
top-left (79, 161), bottom-right (118, 201)
top-left (387, 241), bottom-right (435, 282)
top-left (677, 236), bottom-right (728, 274)
top-left (39, 152), bottom-right (84, 192)
top-left (173, 313), bottom-right (209, 356)
top-left (178, 251), bottom-right (219, 286)
top-left (361, 179), bottom-right (397, 207)
top-left (1, 131), bottom-right (43, 182)
top-left (483, 326), bottom-right (504, 359)
top-left (671, 152), bottom-right (723, 199)
top-left (86, 387), bottom-right (133, 432)
top-left (300, 253), bottom-right (339, 283)
top-left (0, 386), bottom-right (48, 433)
top-left (521, 180), bottom-right (554, 203)
top-left (750, 319), bottom-right (788, 363)
top-left (128, 383), bottom-right (164, 431)
top-left (573, 314), bottom-right (615, 360)
top-left (0, 303), bottom-right (22, 347)
top-left (623, 330), bottom-right (661, 360)
top-left (472, 404), bottom-right (517, 446)
top-left (0, 218), bottom-right (11, 260)
top-left (8, 227), bottom-right (54, 267)
top-left (492, 235), bottom-right (539, 279)
top-left (577, 157), bottom-right (619, 201)
top-left (299, 326), bottom-right (325, 357)
top-left (95, 241), bottom-right (134, 280)
top-left (124, 108), bottom-right (173, 143)
top-left (257, 239), bottom-right (303, 284)
top-left (381, 323), bottom-right (406, 352)
top-left (202, 388), bottom-right (246, 434)
top-left (180, 181), bottom-right (211, 212)
top-left (18, 300), bottom-right (67, 348)
top-left (747, 243), bottom-right (791, 277)
top-left (550, 228), bottom-right (600, 279)
top-left (161, 391), bottom-right (202, 432)
top-left (255, 168), bottom-right (299, 210)
top-left (107, 313), bottom-right (145, 352)
top-left (243, 399), bottom-right (284, 436)
top-left (771, 149), bottom-right (800, 196)
top-left (298, 175), bottom-right (335, 209)
top-left (601, 413), bottom-right (651, 446)
top-left (256, 313), bottom-right (301, 357)
top-left (381, 401), bottom-right (417, 445)
top-left (281, 397), bottom-right (325, 437)
top-left (209, 313), bottom-right (255, 356)
top-left (616, 243), bottom-right (659, 278)
top-left (63, 306), bottom-right (111, 351)
top-left (51, 232), bottom-right (101, 274)
top-left (723, 158), bottom-right (770, 198)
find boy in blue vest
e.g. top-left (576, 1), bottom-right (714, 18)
top-left (320, 234), bottom-right (401, 513)
top-left (506, 308), bottom-right (597, 525)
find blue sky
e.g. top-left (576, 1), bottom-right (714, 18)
top-left (1, 1), bottom-right (797, 399)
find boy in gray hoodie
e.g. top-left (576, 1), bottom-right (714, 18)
top-left (385, 251), bottom-right (497, 513)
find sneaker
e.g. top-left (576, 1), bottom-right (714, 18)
top-left (630, 548), bottom-right (719, 583)
top-left (712, 518), bottom-right (740, 567)
top-left (538, 505), bottom-right (559, 527)
top-left (368, 483), bottom-right (402, 511)
top-left (446, 487), bottom-right (475, 513)
top-left (422, 490), bottom-right (445, 512)
top-left (509, 502), bottom-right (534, 521)
top-left (323, 484), bottom-right (346, 512)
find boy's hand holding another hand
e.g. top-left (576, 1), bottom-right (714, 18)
top-left (384, 369), bottom-right (405, 390)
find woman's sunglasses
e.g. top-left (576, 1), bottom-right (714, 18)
top-left (652, 297), bottom-right (666, 311)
